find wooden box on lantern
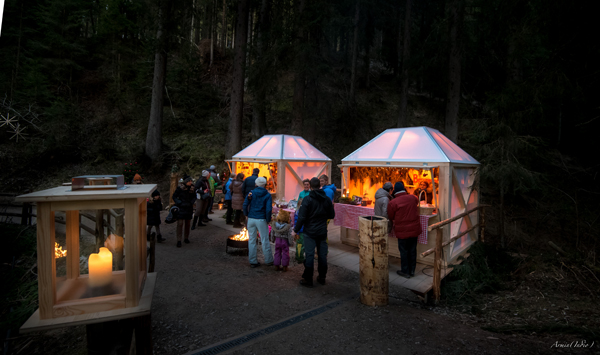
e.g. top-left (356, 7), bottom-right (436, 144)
top-left (15, 175), bottom-right (157, 329)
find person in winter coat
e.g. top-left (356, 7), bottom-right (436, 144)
top-left (293, 198), bottom-right (306, 263)
top-left (230, 173), bottom-right (246, 228)
top-left (319, 175), bottom-right (336, 202)
top-left (374, 182), bottom-right (393, 232)
top-left (293, 177), bottom-right (335, 287)
top-left (172, 176), bottom-right (197, 247)
top-left (192, 171), bottom-right (210, 229)
top-left (413, 181), bottom-right (433, 204)
top-left (147, 189), bottom-right (165, 243)
top-left (242, 168), bottom-right (260, 202)
top-left (298, 179), bottom-right (310, 200)
top-left (387, 181), bottom-right (422, 278)
top-left (224, 175), bottom-right (235, 225)
top-left (206, 165), bottom-right (220, 214)
top-left (270, 210), bottom-right (294, 271)
top-left (243, 177), bottom-right (274, 268)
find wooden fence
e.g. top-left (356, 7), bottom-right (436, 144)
top-left (420, 205), bottom-right (489, 302)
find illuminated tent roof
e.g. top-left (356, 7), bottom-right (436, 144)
top-left (233, 135), bottom-right (330, 161)
top-left (342, 127), bottom-right (479, 164)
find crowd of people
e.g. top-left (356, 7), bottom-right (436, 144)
top-left (139, 165), bottom-right (424, 286)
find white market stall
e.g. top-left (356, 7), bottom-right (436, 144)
top-left (226, 135), bottom-right (332, 203)
top-left (336, 126), bottom-right (480, 266)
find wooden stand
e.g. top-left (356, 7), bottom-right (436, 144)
top-left (358, 216), bottom-right (389, 306)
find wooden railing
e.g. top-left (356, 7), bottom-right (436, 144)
top-left (0, 192), bottom-right (34, 225)
top-left (420, 205), bottom-right (489, 302)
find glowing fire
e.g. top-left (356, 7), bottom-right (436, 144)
top-left (230, 227), bottom-right (249, 241)
top-left (55, 242), bottom-right (67, 258)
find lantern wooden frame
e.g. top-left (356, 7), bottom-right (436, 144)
top-left (15, 183), bottom-right (156, 322)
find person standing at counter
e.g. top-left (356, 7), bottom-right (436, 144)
top-left (413, 181), bottom-right (433, 204)
top-left (374, 182), bottom-right (393, 232)
top-left (387, 181), bottom-right (422, 278)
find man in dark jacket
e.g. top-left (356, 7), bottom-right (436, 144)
top-left (192, 171), bottom-right (210, 229)
top-left (243, 177), bottom-right (274, 267)
top-left (293, 177), bottom-right (335, 287)
top-left (387, 181), bottom-right (422, 278)
top-left (242, 168), bottom-right (260, 200)
top-left (172, 177), bottom-right (197, 247)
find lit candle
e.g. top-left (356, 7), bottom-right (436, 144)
top-left (89, 247), bottom-right (113, 287)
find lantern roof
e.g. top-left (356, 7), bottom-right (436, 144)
top-left (232, 135), bottom-right (331, 161)
top-left (341, 127), bottom-right (479, 164)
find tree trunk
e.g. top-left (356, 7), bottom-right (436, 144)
top-left (291, 0), bottom-right (307, 136)
top-left (395, 5), bottom-right (402, 78)
top-left (444, 0), bottom-right (464, 143)
top-left (145, 4), bottom-right (169, 161)
top-left (251, 0), bottom-right (271, 137)
top-left (350, 0), bottom-right (360, 100)
top-left (221, 0), bottom-right (227, 48)
top-left (397, 0), bottom-right (411, 128)
top-left (226, 0), bottom-right (249, 159)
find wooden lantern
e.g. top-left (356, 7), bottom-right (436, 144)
top-left (15, 176), bottom-right (156, 323)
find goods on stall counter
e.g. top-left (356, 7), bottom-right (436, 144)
top-left (287, 199), bottom-right (298, 209)
top-left (352, 195), bottom-right (363, 205)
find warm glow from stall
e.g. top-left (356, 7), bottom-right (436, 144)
top-left (54, 242), bottom-right (67, 258)
top-left (235, 162), bottom-right (277, 193)
top-left (89, 247), bottom-right (113, 287)
top-left (347, 167), bottom-right (438, 208)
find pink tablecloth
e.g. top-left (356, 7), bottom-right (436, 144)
top-left (271, 206), bottom-right (296, 226)
top-left (333, 203), bottom-right (436, 244)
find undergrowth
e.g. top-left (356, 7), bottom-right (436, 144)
top-left (441, 242), bottom-right (516, 304)
top-left (0, 223), bottom-right (38, 335)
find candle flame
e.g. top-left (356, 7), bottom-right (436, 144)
top-left (230, 227), bottom-right (249, 241)
top-left (55, 242), bottom-right (67, 258)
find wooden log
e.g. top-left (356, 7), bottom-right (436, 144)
top-left (358, 215), bottom-right (389, 306)
top-left (432, 228), bottom-right (443, 302)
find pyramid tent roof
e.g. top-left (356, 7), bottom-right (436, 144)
top-left (341, 127), bottom-right (479, 164)
top-left (233, 135), bottom-right (330, 161)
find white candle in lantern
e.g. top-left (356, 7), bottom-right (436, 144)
top-left (89, 247), bottom-right (113, 287)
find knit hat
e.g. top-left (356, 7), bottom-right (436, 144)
top-left (383, 182), bottom-right (393, 191)
top-left (133, 174), bottom-right (142, 182)
top-left (151, 190), bottom-right (160, 197)
top-left (394, 182), bottom-right (405, 194)
top-left (255, 177), bottom-right (267, 187)
top-left (209, 165), bottom-right (216, 170)
top-left (252, 168), bottom-right (260, 175)
top-left (202, 170), bottom-right (210, 177)
top-left (183, 176), bottom-right (193, 183)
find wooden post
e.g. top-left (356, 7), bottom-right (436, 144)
top-left (94, 209), bottom-right (105, 253)
top-left (169, 173), bottom-right (179, 207)
top-left (358, 215), bottom-right (389, 306)
top-left (37, 202), bottom-right (56, 320)
top-left (66, 210), bottom-right (80, 279)
top-left (125, 198), bottom-right (140, 307)
top-left (432, 228), bottom-right (443, 302)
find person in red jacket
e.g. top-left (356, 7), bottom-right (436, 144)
top-left (387, 181), bottom-right (422, 278)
